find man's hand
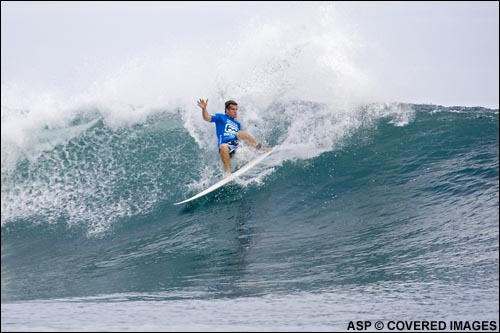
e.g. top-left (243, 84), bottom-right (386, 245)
top-left (198, 98), bottom-right (211, 122)
top-left (197, 98), bottom-right (208, 110)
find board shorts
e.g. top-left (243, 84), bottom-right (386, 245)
top-left (220, 139), bottom-right (239, 157)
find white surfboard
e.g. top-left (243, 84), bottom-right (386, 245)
top-left (174, 147), bottom-right (276, 205)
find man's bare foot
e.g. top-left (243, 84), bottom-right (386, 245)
top-left (256, 143), bottom-right (273, 152)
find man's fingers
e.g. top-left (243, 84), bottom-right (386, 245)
top-left (197, 98), bottom-right (208, 108)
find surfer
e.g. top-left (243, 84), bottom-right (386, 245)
top-left (198, 98), bottom-right (271, 176)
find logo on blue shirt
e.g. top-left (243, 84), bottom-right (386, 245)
top-left (211, 113), bottom-right (241, 146)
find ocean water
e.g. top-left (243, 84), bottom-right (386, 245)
top-left (2, 4), bottom-right (499, 332)
top-left (2, 103), bottom-right (498, 331)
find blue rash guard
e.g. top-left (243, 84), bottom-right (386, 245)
top-left (210, 113), bottom-right (241, 148)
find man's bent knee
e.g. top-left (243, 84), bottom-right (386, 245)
top-left (237, 131), bottom-right (248, 139)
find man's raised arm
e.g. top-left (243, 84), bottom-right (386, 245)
top-left (197, 98), bottom-right (211, 122)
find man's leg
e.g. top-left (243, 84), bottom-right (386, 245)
top-left (219, 143), bottom-right (231, 175)
top-left (237, 131), bottom-right (258, 147)
top-left (237, 131), bottom-right (272, 151)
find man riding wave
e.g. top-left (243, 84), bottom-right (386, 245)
top-left (198, 98), bottom-right (271, 176)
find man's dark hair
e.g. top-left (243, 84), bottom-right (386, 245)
top-left (225, 100), bottom-right (238, 111)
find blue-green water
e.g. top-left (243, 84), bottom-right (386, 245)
top-left (1, 104), bottom-right (499, 331)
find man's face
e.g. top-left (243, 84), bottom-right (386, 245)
top-left (226, 105), bottom-right (238, 118)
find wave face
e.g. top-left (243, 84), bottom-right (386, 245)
top-left (1, 103), bottom-right (498, 307)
